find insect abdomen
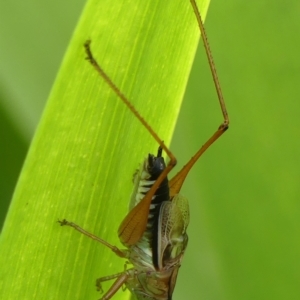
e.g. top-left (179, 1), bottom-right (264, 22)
top-left (129, 148), bottom-right (170, 267)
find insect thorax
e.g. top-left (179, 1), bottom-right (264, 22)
top-left (125, 148), bottom-right (190, 299)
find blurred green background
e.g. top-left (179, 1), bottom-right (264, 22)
top-left (1, 1), bottom-right (299, 300)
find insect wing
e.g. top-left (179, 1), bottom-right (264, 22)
top-left (157, 195), bottom-right (190, 270)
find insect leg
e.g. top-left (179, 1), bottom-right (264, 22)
top-left (58, 219), bottom-right (127, 258)
top-left (96, 272), bottom-right (129, 300)
top-left (190, 0), bottom-right (229, 123)
top-left (169, 1), bottom-right (230, 195)
top-left (84, 41), bottom-right (177, 245)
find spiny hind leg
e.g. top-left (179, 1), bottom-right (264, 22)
top-left (169, 1), bottom-right (230, 195)
top-left (84, 40), bottom-right (177, 176)
top-left (83, 41), bottom-right (178, 245)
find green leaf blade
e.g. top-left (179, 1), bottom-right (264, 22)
top-left (0, 1), bottom-right (209, 299)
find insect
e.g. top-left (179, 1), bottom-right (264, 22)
top-left (59, 1), bottom-right (229, 299)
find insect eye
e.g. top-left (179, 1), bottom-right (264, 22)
top-left (147, 155), bottom-right (166, 176)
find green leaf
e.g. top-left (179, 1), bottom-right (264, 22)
top-left (0, 0), bottom-right (209, 299)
